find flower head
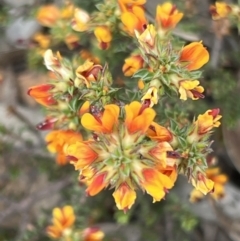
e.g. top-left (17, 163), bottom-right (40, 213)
top-left (122, 55), bottom-right (144, 76)
top-left (179, 42), bottom-right (209, 71)
top-left (86, 172), bottom-right (109, 196)
top-left (120, 3), bottom-right (147, 35)
top-left (210, 2), bottom-right (232, 20)
top-left (76, 60), bottom-right (102, 88)
top-left (64, 33), bottom-right (80, 50)
top-left (140, 167), bottom-right (175, 202)
top-left (195, 109), bottom-right (222, 135)
top-left (46, 130), bottom-right (82, 165)
top-left (37, 4), bottom-right (61, 27)
top-left (82, 227), bottom-right (105, 241)
top-left (191, 172), bottom-right (214, 195)
top-left (81, 104), bottom-right (120, 133)
top-left (190, 167), bottom-right (228, 202)
top-left (113, 183), bottom-right (136, 211)
top-left (125, 101), bottom-right (156, 133)
top-left (147, 122), bottom-right (172, 142)
top-left (44, 49), bottom-right (73, 81)
top-left (179, 80), bottom-right (204, 100)
top-left (118, 0), bottom-right (146, 6)
top-left (32, 33), bottom-right (51, 49)
top-left (135, 24), bottom-right (156, 50)
top-left (156, 2), bottom-right (183, 30)
top-left (94, 26), bottom-right (112, 50)
top-left (66, 141), bottom-right (98, 169)
top-left (61, 2), bottom-right (74, 19)
top-left (46, 205), bottom-right (75, 238)
top-left (141, 86), bottom-right (158, 107)
top-left (72, 8), bottom-right (90, 32)
top-left (28, 84), bottom-right (56, 107)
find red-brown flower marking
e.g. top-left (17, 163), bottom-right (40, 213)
top-left (36, 117), bottom-right (58, 130)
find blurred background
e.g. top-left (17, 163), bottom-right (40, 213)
top-left (1, 0), bottom-right (240, 240)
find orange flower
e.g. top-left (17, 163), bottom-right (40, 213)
top-left (178, 80), bottom-right (204, 100)
top-left (81, 104), bottom-right (120, 133)
top-left (159, 165), bottom-right (178, 183)
top-left (46, 130), bottom-right (82, 165)
top-left (122, 55), bottom-right (144, 76)
top-left (32, 32), bottom-right (51, 49)
top-left (82, 227), bottom-right (105, 241)
top-left (179, 42), bottom-right (209, 71)
top-left (147, 122), bottom-right (172, 142)
top-left (138, 79), bottom-right (145, 89)
top-left (37, 4), bottom-right (61, 27)
top-left (156, 2), bottom-right (183, 30)
top-left (61, 2), bottom-right (74, 19)
top-left (28, 84), bottom-right (56, 107)
top-left (94, 26), bottom-right (112, 50)
top-left (72, 8), bottom-right (90, 32)
top-left (46, 205), bottom-right (75, 238)
top-left (206, 167), bottom-right (228, 200)
top-left (148, 142), bottom-right (175, 167)
top-left (80, 50), bottom-right (100, 64)
top-left (136, 24), bottom-right (156, 50)
top-left (64, 33), bottom-right (80, 50)
top-left (190, 167), bottom-right (228, 202)
top-left (76, 60), bottom-right (102, 88)
top-left (118, 0), bottom-right (146, 6)
top-left (141, 86), bottom-right (158, 107)
top-left (210, 2), bottom-right (232, 20)
top-left (120, 2), bottom-right (147, 35)
top-left (113, 183), bottom-right (137, 211)
top-left (196, 109), bottom-right (222, 135)
top-left (141, 168), bottom-right (175, 202)
top-left (79, 101), bottom-right (90, 116)
top-left (125, 101), bottom-right (156, 133)
top-left (65, 141), bottom-right (98, 169)
top-left (191, 172), bottom-right (214, 195)
top-left (86, 172), bottom-right (108, 196)
top-left (44, 49), bottom-right (74, 82)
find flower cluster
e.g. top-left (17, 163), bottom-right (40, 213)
top-left (28, 0), bottom-right (225, 213)
top-left (66, 101), bottom-right (177, 211)
top-left (46, 205), bottom-right (104, 241)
